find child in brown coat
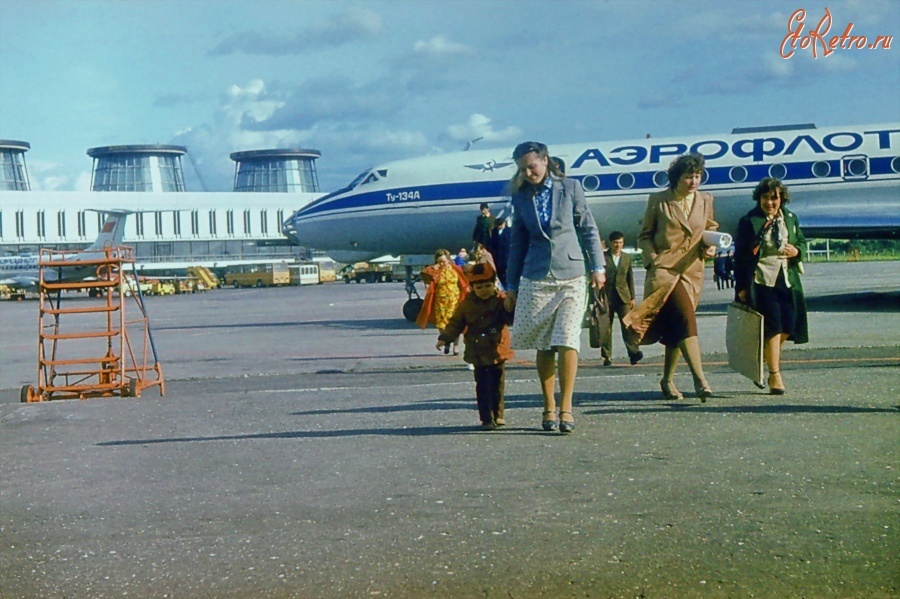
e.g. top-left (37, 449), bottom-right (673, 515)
top-left (436, 262), bottom-right (514, 430)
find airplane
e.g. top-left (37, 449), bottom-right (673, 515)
top-left (282, 122), bottom-right (900, 318)
top-left (0, 209), bottom-right (132, 294)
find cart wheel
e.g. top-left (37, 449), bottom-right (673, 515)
top-left (124, 379), bottom-right (140, 398)
top-left (20, 385), bottom-right (34, 403)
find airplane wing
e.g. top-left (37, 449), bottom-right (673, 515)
top-left (0, 275), bottom-right (39, 289)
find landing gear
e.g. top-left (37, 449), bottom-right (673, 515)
top-left (123, 378), bottom-right (140, 398)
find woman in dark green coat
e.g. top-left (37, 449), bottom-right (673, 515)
top-left (734, 178), bottom-right (808, 395)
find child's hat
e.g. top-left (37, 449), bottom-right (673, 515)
top-left (465, 262), bottom-right (496, 283)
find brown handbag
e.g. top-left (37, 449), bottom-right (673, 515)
top-left (585, 286), bottom-right (611, 349)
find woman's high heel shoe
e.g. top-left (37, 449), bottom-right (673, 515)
top-left (559, 411), bottom-right (575, 434)
top-left (768, 371), bottom-right (786, 395)
top-left (660, 379), bottom-right (684, 400)
top-left (693, 378), bottom-right (713, 403)
top-left (541, 409), bottom-right (559, 432)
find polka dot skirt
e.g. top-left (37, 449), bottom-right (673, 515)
top-left (511, 275), bottom-right (587, 351)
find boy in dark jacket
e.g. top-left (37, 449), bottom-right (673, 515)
top-left (436, 262), bottom-right (514, 430)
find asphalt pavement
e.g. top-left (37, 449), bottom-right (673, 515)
top-left (0, 260), bottom-right (898, 598)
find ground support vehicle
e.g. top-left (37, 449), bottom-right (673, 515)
top-left (340, 262), bottom-right (393, 284)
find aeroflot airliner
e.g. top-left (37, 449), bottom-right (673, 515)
top-left (283, 123), bottom-right (900, 265)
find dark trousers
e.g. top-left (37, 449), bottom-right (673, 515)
top-left (473, 363), bottom-right (505, 424)
top-left (601, 292), bottom-right (639, 359)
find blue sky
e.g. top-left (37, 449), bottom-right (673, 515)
top-left (1, 0), bottom-right (897, 193)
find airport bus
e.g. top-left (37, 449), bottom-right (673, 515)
top-left (225, 262), bottom-right (291, 288)
top-left (289, 263), bottom-right (321, 286)
top-left (311, 257), bottom-right (337, 283)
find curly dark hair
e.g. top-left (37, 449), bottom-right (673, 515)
top-left (752, 177), bottom-right (791, 207)
top-left (667, 153), bottom-right (705, 190)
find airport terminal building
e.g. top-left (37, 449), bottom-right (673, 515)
top-left (0, 141), bottom-right (323, 269)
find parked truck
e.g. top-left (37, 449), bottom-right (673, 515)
top-left (340, 262), bottom-right (393, 283)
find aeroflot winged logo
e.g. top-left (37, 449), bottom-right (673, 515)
top-left (464, 159), bottom-right (514, 172)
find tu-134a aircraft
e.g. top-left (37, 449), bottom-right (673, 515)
top-left (282, 122), bottom-right (899, 316)
top-left (284, 122), bottom-right (900, 256)
top-left (0, 210), bottom-right (131, 293)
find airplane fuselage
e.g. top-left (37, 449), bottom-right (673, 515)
top-left (0, 211), bottom-right (130, 290)
top-left (284, 123), bottom-right (900, 259)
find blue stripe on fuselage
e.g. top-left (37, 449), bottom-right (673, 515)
top-left (297, 180), bottom-right (509, 218)
top-left (294, 159), bottom-right (899, 221)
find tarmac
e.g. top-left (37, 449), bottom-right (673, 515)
top-left (0, 260), bottom-right (898, 598)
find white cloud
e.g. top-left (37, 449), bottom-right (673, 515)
top-left (73, 171), bottom-right (92, 192)
top-left (170, 81), bottom-right (307, 191)
top-left (27, 160), bottom-right (91, 192)
top-left (681, 9), bottom-right (787, 41)
top-left (223, 80), bottom-right (285, 125)
top-left (763, 52), bottom-right (794, 77)
top-left (444, 114), bottom-right (522, 144)
top-left (841, 0), bottom-right (896, 25)
top-left (168, 79), bottom-right (434, 191)
top-left (413, 35), bottom-right (471, 56)
top-left (210, 7), bottom-right (382, 56)
top-left (817, 52), bottom-right (857, 72)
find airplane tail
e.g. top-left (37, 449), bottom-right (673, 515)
top-left (84, 209), bottom-right (133, 251)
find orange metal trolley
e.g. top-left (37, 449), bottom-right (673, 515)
top-left (20, 246), bottom-right (165, 402)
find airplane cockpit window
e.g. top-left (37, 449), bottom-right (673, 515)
top-left (347, 168), bottom-right (388, 189)
top-left (348, 170), bottom-right (371, 190)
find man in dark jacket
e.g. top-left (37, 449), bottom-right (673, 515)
top-left (472, 203), bottom-right (494, 249)
top-left (602, 231), bottom-right (643, 366)
top-left (489, 217), bottom-right (511, 288)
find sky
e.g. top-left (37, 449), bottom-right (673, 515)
top-left (1, 0), bottom-right (898, 193)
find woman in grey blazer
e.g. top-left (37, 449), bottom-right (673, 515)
top-left (505, 142), bottom-right (606, 434)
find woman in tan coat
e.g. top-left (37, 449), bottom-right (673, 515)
top-left (626, 153), bottom-right (717, 401)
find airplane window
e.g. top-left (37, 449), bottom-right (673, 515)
top-left (377, 169), bottom-right (388, 178)
top-left (812, 161), bottom-right (831, 178)
top-left (729, 166), bottom-right (747, 183)
top-left (653, 171), bottom-right (668, 187)
top-left (617, 173), bottom-right (635, 190)
top-left (362, 173), bottom-right (379, 185)
top-left (892, 157), bottom-right (900, 174)
top-left (581, 175), bottom-right (600, 192)
top-left (844, 157), bottom-right (868, 178)
top-left (769, 164), bottom-right (788, 180)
